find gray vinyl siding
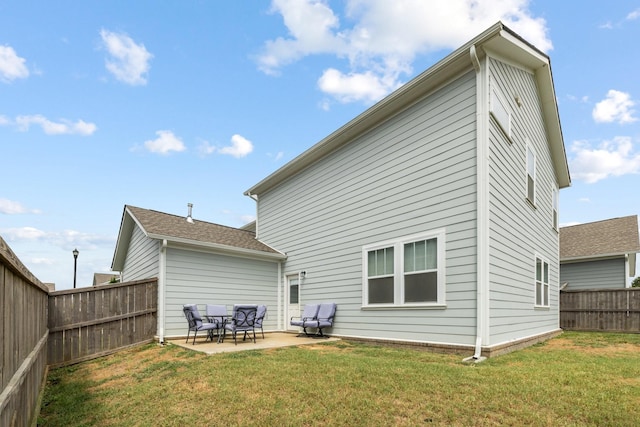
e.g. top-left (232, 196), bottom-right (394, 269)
top-left (163, 247), bottom-right (279, 338)
top-left (560, 258), bottom-right (626, 290)
top-left (258, 71), bottom-right (478, 346)
top-left (121, 225), bottom-right (159, 282)
top-left (487, 57), bottom-right (560, 345)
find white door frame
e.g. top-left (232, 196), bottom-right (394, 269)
top-left (285, 273), bottom-right (301, 331)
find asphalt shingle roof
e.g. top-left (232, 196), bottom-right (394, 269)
top-left (560, 215), bottom-right (640, 260)
top-left (126, 205), bottom-right (281, 255)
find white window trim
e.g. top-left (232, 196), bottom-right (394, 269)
top-left (526, 142), bottom-right (536, 206)
top-left (490, 86), bottom-right (512, 139)
top-left (552, 186), bottom-right (559, 231)
top-left (534, 254), bottom-right (550, 308)
top-left (362, 229), bottom-right (446, 308)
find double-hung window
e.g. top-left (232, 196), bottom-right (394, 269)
top-left (535, 256), bottom-right (549, 307)
top-left (363, 230), bottom-right (445, 307)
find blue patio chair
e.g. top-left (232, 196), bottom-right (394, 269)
top-left (183, 304), bottom-right (219, 345)
top-left (255, 305), bottom-right (267, 339)
top-left (304, 302), bottom-right (337, 337)
top-left (222, 304), bottom-right (258, 345)
top-left (290, 303), bottom-right (320, 337)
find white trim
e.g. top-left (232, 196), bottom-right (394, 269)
top-left (476, 48), bottom-right (491, 349)
top-left (552, 185), bottom-right (559, 231)
top-left (490, 80), bottom-right (511, 139)
top-left (534, 253), bottom-right (550, 308)
top-left (157, 239), bottom-right (167, 343)
top-left (526, 141), bottom-right (536, 205)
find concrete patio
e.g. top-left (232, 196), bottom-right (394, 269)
top-left (168, 332), bottom-right (340, 355)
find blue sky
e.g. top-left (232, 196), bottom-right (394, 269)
top-left (1, 1), bottom-right (639, 290)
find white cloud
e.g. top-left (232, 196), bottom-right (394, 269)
top-left (143, 130), bottom-right (186, 155)
top-left (13, 115), bottom-right (97, 135)
top-left (570, 137), bottom-right (640, 183)
top-left (0, 199), bottom-right (41, 215)
top-left (100, 29), bottom-right (153, 85)
top-left (219, 134), bottom-right (254, 158)
top-left (592, 90), bottom-right (637, 124)
top-left (0, 227), bottom-right (114, 249)
top-left (627, 8), bottom-right (640, 20)
top-left (318, 68), bottom-right (399, 103)
top-left (578, 197), bottom-right (591, 203)
top-left (258, 0), bottom-right (551, 104)
top-left (0, 45), bottom-right (29, 83)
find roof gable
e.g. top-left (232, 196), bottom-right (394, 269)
top-left (560, 215), bottom-right (640, 260)
top-left (245, 21), bottom-right (570, 197)
top-left (111, 205), bottom-right (285, 270)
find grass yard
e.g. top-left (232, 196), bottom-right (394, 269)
top-left (38, 331), bottom-right (640, 426)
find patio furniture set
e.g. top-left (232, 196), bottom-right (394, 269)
top-left (183, 303), bottom-right (267, 345)
top-left (183, 302), bottom-right (337, 345)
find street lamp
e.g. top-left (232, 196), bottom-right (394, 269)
top-left (73, 248), bottom-right (79, 289)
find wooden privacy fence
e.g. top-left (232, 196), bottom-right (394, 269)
top-left (560, 288), bottom-right (640, 332)
top-left (48, 278), bottom-right (158, 367)
top-left (0, 236), bottom-right (49, 427)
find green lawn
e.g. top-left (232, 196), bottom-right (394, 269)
top-left (38, 332), bottom-right (640, 426)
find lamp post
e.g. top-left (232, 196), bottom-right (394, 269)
top-left (73, 248), bottom-right (79, 289)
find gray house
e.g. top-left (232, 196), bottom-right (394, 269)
top-left (113, 22), bottom-right (570, 358)
top-left (560, 216), bottom-right (640, 290)
top-left (111, 205), bottom-right (286, 341)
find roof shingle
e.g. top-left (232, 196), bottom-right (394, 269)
top-left (126, 205), bottom-right (281, 255)
top-left (560, 215), bottom-right (640, 260)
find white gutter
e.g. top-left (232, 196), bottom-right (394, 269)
top-left (158, 239), bottom-right (167, 344)
top-left (467, 44), bottom-right (488, 363)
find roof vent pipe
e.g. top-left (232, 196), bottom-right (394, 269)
top-left (186, 203), bottom-right (194, 223)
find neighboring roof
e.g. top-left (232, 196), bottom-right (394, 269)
top-left (560, 215), bottom-right (640, 261)
top-left (245, 21), bottom-right (570, 197)
top-left (93, 273), bottom-right (118, 286)
top-left (111, 205), bottom-right (286, 270)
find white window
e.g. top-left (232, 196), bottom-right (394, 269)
top-left (363, 230), bottom-right (445, 307)
top-left (490, 87), bottom-right (511, 138)
top-left (552, 187), bottom-right (559, 230)
top-left (535, 256), bottom-right (549, 307)
top-left (526, 143), bottom-right (536, 204)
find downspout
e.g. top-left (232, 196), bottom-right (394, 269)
top-left (624, 253), bottom-right (630, 288)
top-left (158, 239), bottom-right (168, 344)
top-left (277, 261), bottom-right (282, 330)
top-left (468, 44), bottom-right (489, 362)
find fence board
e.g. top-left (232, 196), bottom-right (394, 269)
top-left (560, 288), bottom-right (640, 332)
top-left (0, 236), bottom-right (49, 427)
top-left (47, 279), bottom-right (157, 367)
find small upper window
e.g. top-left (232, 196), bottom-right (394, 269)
top-left (490, 87), bottom-right (511, 138)
top-left (526, 144), bottom-right (536, 205)
top-left (552, 187), bottom-right (559, 230)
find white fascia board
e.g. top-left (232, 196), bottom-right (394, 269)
top-left (560, 253), bottom-right (628, 263)
top-left (146, 233), bottom-right (287, 261)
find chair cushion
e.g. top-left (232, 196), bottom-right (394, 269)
top-left (300, 304), bottom-right (319, 319)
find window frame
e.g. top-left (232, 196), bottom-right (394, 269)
top-left (534, 255), bottom-right (550, 308)
top-left (490, 85), bottom-right (512, 139)
top-left (362, 229), bottom-right (446, 308)
top-left (552, 186), bottom-right (559, 231)
top-left (526, 142), bottom-right (536, 206)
